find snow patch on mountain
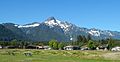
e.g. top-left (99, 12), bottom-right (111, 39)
top-left (44, 20), bottom-right (59, 27)
top-left (108, 31), bottom-right (114, 36)
top-left (14, 24), bottom-right (19, 27)
top-left (88, 30), bottom-right (100, 36)
top-left (17, 23), bottom-right (40, 28)
top-left (59, 22), bottom-right (69, 28)
top-left (44, 18), bottom-right (70, 32)
top-left (70, 38), bottom-right (73, 41)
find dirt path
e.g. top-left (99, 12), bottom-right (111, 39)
top-left (102, 52), bottom-right (120, 60)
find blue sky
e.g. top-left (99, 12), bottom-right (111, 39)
top-left (0, 0), bottom-right (120, 31)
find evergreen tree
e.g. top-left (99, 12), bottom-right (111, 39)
top-left (87, 34), bottom-right (91, 41)
top-left (20, 41), bottom-right (29, 49)
top-left (77, 35), bottom-right (88, 46)
top-left (108, 38), bottom-right (115, 50)
top-left (10, 39), bottom-right (18, 46)
top-left (82, 36), bottom-right (87, 44)
top-left (58, 42), bottom-right (64, 50)
top-left (53, 41), bottom-right (58, 50)
top-left (77, 35), bottom-right (83, 45)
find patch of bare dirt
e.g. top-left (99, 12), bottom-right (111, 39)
top-left (102, 52), bottom-right (120, 60)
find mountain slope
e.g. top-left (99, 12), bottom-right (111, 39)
top-left (0, 24), bottom-right (17, 41)
top-left (1, 17), bottom-right (120, 41)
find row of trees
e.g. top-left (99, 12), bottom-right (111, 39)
top-left (75, 35), bottom-right (118, 50)
top-left (0, 39), bottom-right (65, 49)
top-left (0, 39), bottom-right (48, 49)
top-left (49, 39), bottom-right (64, 50)
top-left (0, 34), bottom-right (120, 50)
top-left (48, 35), bottom-right (118, 50)
top-left (0, 39), bottom-right (31, 48)
top-left (76, 34), bottom-right (91, 46)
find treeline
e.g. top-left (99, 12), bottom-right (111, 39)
top-left (73, 34), bottom-right (120, 50)
top-left (0, 39), bottom-right (48, 49)
top-left (0, 34), bottom-right (120, 50)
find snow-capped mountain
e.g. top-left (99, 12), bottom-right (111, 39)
top-left (1, 17), bottom-right (120, 41)
top-left (44, 17), bottom-right (72, 32)
top-left (88, 28), bottom-right (114, 37)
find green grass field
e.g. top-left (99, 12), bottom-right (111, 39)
top-left (0, 49), bottom-right (120, 62)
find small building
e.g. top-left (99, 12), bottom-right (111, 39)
top-left (5, 46), bottom-right (18, 49)
top-left (81, 47), bottom-right (89, 50)
top-left (96, 45), bottom-right (108, 51)
top-left (0, 45), bottom-right (2, 49)
top-left (26, 45), bottom-right (51, 50)
top-left (80, 45), bottom-right (90, 50)
top-left (64, 45), bottom-right (80, 50)
top-left (43, 46), bottom-right (51, 50)
top-left (26, 45), bottom-right (38, 49)
top-left (36, 46), bottom-right (51, 50)
top-left (111, 46), bottom-right (120, 51)
top-left (36, 46), bottom-right (44, 49)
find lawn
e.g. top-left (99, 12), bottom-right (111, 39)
top-left (0, 49), bottom-right (119, 62)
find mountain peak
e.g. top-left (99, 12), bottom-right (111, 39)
top-left (44, 17), bottom-right (72, 32)
top-left (45, 16), bottom-right (58, 23)
top-left (46, 16), bottom-right (56, 21)
top-left (44, 17), bottom-right (62, 27)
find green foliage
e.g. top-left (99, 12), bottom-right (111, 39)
top-left (20, 41), bottom-right (29, 49)
top-left (0, 33), bottom-right (120, 50)
top-left (108, 38), bottom-right (115, 49)
top-left (0, 41), bottom-right (10, 46)
top-left (49, 39), bottom-right (58, 49)
top-left (77, 35), bottom-right (83, 43)
top-left (58, 42), bottom-right (64, 50)
top-left (10, 39), bottom-right (18, 46)
top-left (87, 34), bottom-right (92, 41)
top-left (87, 40), bottom-right (96, 50)
top-left (53, 41), bottom-right (58, 50)
top-left (49, 40), bottom-right (55, 48)
top-left (76, 35), bottom-right (88, 46)
top-left (82, 36), bottom-right (88, 44)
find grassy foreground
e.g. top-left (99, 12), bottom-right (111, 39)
top-left (0, 49), bottom-right (120, 62)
